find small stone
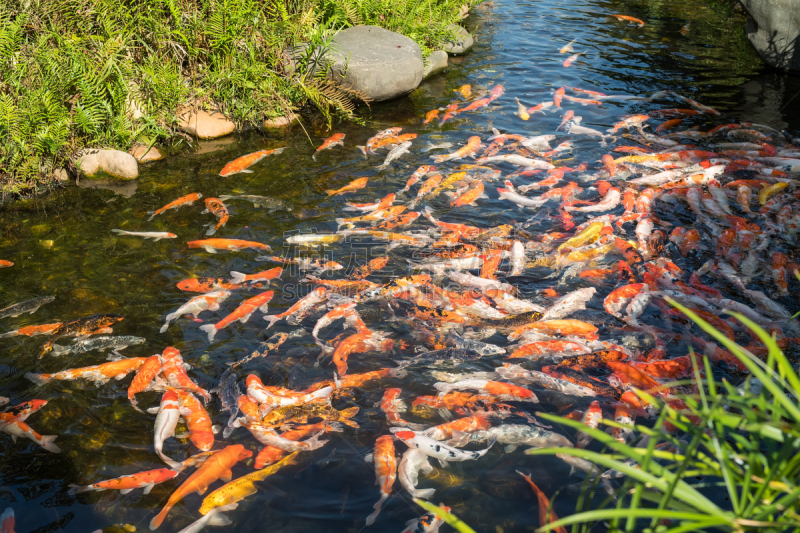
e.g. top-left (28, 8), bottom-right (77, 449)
top-left (422, 51), bottom-right (448, 80)
top-left (327, 25), bottom-right (424, 102)
top-left (263, 113), bottom-right (299, 128)
top-left (129, 144), bottom-right (164, 163)
top-left (76, 149), bottom-right (139, 180)
top-left (176, 106), bottom-right (236, 139)
top-left (442, 24), bottom-right (474, 55)
top-left (54, 168), bottom-right (69, 182)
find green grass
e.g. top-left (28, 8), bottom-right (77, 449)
top-left (0, 0), bottom-right (475, 196)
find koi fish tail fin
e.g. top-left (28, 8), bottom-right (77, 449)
top-left (273, 147), bottom-right (287, 156)
top-left (207, 512), bottom-right (233, 527)
top-left (326, 421), bottom-right (344, 432)
top-left (160, 314), bottom-right (177, 334)
top-left (0, 330), bottom-right (18, 339)
top-left (25, 373), bottom-right (49, 386)
top-left (68, 484), bottom-right (93, 495)
top-left (39, 435), bottom-right (61, 453)
top-left (391, 360), bottom-right (411, 379)
top-left (149, 506), bottom-right (171, 530)
top-left (199, 324), bottom-right (218, 343)
top-left (414, 488), bottom-right (436, 499)
top-left (204, 225), bottom-right (217, 237)
top-left (305, 431), bottom-right (329, 450)
top-left (229, 271), bottom-right (248, 284)
top-left (357, 146), bottom-right (367, 156)
top-left (365, 494), bottom-right (388, 526)
top-left (312, 153), bottom-right (318, 162)
top-left (147, 211), bottom-right (157, 221)
top-left (110, 229), bottom-right (125, 235)
top-left (262, 315), bottom-right (280, 330)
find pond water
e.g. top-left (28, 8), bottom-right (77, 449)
top-left (2, 0), bottom-right (799, 532)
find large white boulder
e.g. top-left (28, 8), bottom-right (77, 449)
top-left (76, 149), bottom-right (139, 181)
top-left (740, 0), bottom-right (800, 71)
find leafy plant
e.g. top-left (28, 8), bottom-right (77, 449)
top-left (528, 300), bottom-right (800, 533)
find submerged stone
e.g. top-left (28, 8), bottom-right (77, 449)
top-left (422, 51), bottom-right (449, 80)
top-left (327, 25), bottom-right (424, 102)
top-left (77, 149), bottom-right (139, 181)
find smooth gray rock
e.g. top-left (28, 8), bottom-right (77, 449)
top-left (422, 51), bottom-right (449, 80)
top-left (76, 149), bottom-right (139, 181)
top-left (442, 24), bottom-right (474, 55)
top-left (327, 26), bottom-right (424, 102)
top-left (740, 0), bottom-right (800, 71)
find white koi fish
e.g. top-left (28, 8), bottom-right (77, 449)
top-left (391, 429), bottom-right (496, 468)
top-left (160, 290), bottom-right (230, 333)
top-left (111, 230), bottom-right (177, 241)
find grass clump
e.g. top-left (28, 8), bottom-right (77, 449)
top-left (0, 0), bottom-right (476, 196)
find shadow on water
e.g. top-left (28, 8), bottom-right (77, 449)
top-left (0, 0), bottom-right (798, 531)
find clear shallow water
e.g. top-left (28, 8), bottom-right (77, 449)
top-left (1, 0), bottom-right (799, 531)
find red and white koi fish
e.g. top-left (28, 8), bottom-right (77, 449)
top-left (201, 198), bottom-right (229, 236)
top-left (0, 400), bottom-right (60, 453)
top-left (576, 400), bottom-right (602, 448)
top-left (219, 148), bottom-right (286, 176)
top-left (70, 467), bottom-right (180, 494)
top-left (161, 347), bottom-right (212, 401)
top-left (564, 183), bottom-right (620, 213)
top-left (188, 239), bottom-right (271, 254)
top-left (380, 389), bottom-right (426, 430)
top-left (160, 290), bottom-right (231, 333)
top-left (147, 390), bottom-right (183, 468)
top-left (608, 114), bottom-right (649, 133)
top-left (563, 52), bottom-right (584, 67)
top-left (314, 133), bottom-right (345, 160)
top-left (246, 375), bottom-right (334, 412)
top-left (128, 354), bottom-right (163, 412)
top-left (359, 128), bottom-right (403, 155)
top-left (148, 193), bottom-right (203, 221)
top-left (200, 291), bottom-right (274, 342)
top-left (312, 302), bottom-right (367, 347)
top-left (264, 287), bottom-right (327, 329)
top-left (365, 435), bottom-right (397, 526)
top-left (331, 330), bottom-right (394, 376)
top-left (243, 423), bottom-right (327, 452)
top-left (400, 166), bottom-right (437, 194)
top-left (344, 193), bottom-right (396, 213)
top-left (26, 357), bottom-right (145, 386)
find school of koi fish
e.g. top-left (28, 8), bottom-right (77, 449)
top-left (2, 12), bottom-right (800, 533)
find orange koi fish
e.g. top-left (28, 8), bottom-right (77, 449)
top-left (557, 110), bottom-right (575, 131)
top-left (26, 357), bottom-right (146, 385)
top-left (332, 330), bottom-right (394, 376)
top-left (200, 291), bottom-right (274, 342)
top-left (606, 362), bottom-right (669, 395)
top-left (327, 177), bottom-right (369, 196)
top-left (219, 148), bottom-right (286, 176)
top-left (553, 87), bottom-right (566, 108)
top-left (70, 467), bottom-right (180, 494)
top-left (570, 87), bottom-right (606, 97)
top-left (201, 198), bottom-right (229, 236)
top-left (434, 380), bottom-right (538, 403)
top-left (149, 445), bottom-right (252, 529)
top-left (365, 435), bottom-right (397, 526)
top-left (314, 133), bottom-right (345, 160)
top-left (229, 267), bottom-right (282, 285)
top-left (509, 340), bottom-right (591, 360)
top-left (423, 416), bottom-right (490, 441)
top-left (254, 422), bottom-right (341, 468)
top-left (517, 472), bottom-right (568, 533)
top-left (160, 290), bottom-right (231, 333)
top-left (0, 260), bottom-right (12, 268)
top-left (188, 239), bottom-right (271, 253)
top-left (433, 136), bottom-right (481, 163)
top-left (611, 14), bottom-right (645, 26)
top-left (148, 193), bottom-right (203, 221)
top-left (563, 52), bottom-right (584, 67)
top-left (161, 347), bottom-right (212, 401)
top-left (128, 354), bottom-right (163, 412)
top-left (509, 319), bottom-right (599, 341)
top-left (264, 286), bottom-right (327, 329)
top-left (489, 85), bottom-right (505, 99)
top-left (609, 114), bottom-right (650, 133)
top-left (656, 118), bottom-right (683, 133)
top-left (455, 85), bottom-right (472, 98)
top-left (457, 97), bottom-right (491, 114)
top-left (380, 388), bottom-right (424, 429)
top-left (0, 508), bottom-right (14, 533)
top-left (0, 400), bottom-right (60, 453)
top-left (351, 256), bottom-right (390, 279)
top-left (423, 109), bottom-right (440, 125)
top-left (175, 389), bottom-right (215, 452)
top-left (359, 127), bottom-right (403, 155)
top-left (528, 101), bottom-right (554, 114)
top-left (560, 39), bottom-right (577, 54)
top-left (440, 102), bottom-right (461, 124)
top-left (0, 323), bottom-right (62, 339)
top-left (451, 181), bottom-right (485, 207)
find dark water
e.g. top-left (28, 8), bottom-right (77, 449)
top-left (1, 0), bottom-right (799, 531)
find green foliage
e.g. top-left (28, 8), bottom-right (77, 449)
top-left (528, 300), bottom-right (800, 533)
top-left (0, 0), bottom-right (477, 195)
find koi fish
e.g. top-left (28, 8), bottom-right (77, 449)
top-left (0, 322), bottom-right (62, 339)
top-left (254, 423), bottom-right (341, 468)
top-left (219, 148), bottom-right (286, 176)
top-left (0, 260), bottom-right (12, 268)
top-left (401, 507), bottom-right (449, 533)
top-left (563, 52), bottom-right (583, 67)
top-left (161, 347), bottom-right (212, 401)
top-left (160, 290), bottom-right (231, 333)
top-left (392, 429), bottom-right (496, 467)
top-left (528, 101), bottom-right (554, 114)
top-left (560, 39), bottom-right (577, 53)
top-left (434, 380), bottom-right (538, 403)
top-left (380, 388), bottom-right (425, 430)
top-left (177, 503), bottom-right (238, 533)
top-left (246, 374), bottom-right (334, 411)
top-left (149, 445), bottom-right (253, 529)
top-left (327, 177), bottom-right (369, 196)
top-left (553, 87), bottom-right (566, 108)
top-left (199, 453), bottom-right (299, 514)
top-left (202, 198), bottom-right (229, 236)
top-left (0, 400), bottom-right (60, 453)
top-left (517, 472), bottom-right (568, 533)
top-left (515, 98), bottom-right (530, 120)
top-left (26, 357), bottom-right (146, 385)
top-left (111, 230), bottom-right (177, 241)
top-left (147, 390), bottom-right (183, 468)
top-left (0, 508), bottom-right (13, 533)
top-left (263, 286), bottom-right (327, 329)
top-left (148, 193), bottom-right (203, 221)
top-left (314, 133), bottom-right (345, 160)
top-left (469, 424), bottom-right (572, 452)
top-left (451, 181), bottom-right (485, 207)
top-left (365, 435), bottom-right (397, 526)
top-left (175, 389), bottom-right (215, 452)
top-left (423, 416), bottom-right (490, 441)
top-left (176, 277), bottom-right (242, 292)
top-left (128, 354), bottom-right (163, 412)
top-left (423, 110), bottom-right (440, 124)
top-left (397, 448), bottom-right (435, 499)
top-left (331, 330), bottom-right (394, 376)
top-left (229, 267), bottom-right (282, 285)
top-left (359, 128), bottom-right (403, 155)
top-left (377, 141), bottom-right (412, 169)
top-left (243, 423), bottom-right (327, 453)
top-left (455, 85), bottom-right (472, 98)
top-left (70, 467), bottom-right (180, 494)
top-left (433, 136), bottom-right (481, 163)
top-left (188, 239), bottom-right (271, 253)
top-left (576, 400), bottom-right (602, 448)
top-left (39, 313), bottom-right (123, 356)
top-left (611, 14), bottom-right (645, 26)
top-left (200, 291), bottom-right (274, 342)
